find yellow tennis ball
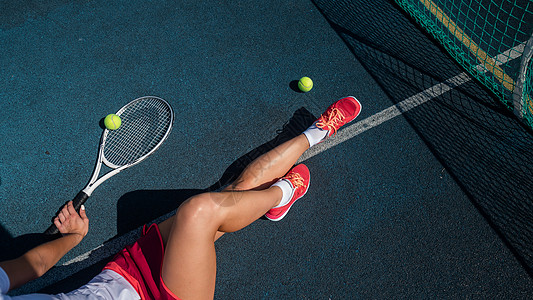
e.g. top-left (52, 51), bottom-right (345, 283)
top-left (104, 114), bottom-right (121, 130)
top-left (298, 77), bottom-right (313, 92)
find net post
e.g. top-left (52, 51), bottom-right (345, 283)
top-left (513, 33), bottom-right (533, 123)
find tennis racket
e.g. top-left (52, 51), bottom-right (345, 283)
top-left (44, 96), bottom-right (174, 236)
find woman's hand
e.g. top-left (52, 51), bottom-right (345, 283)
top-left (53, 201), bottom-right (89, 240)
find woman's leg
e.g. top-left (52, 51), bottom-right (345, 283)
top-left (225, 133), bottom-right (310, 191)
top-left (161, 187), bottom-right (284, 300)
top-left (158, 133), bottom-right (311, 244)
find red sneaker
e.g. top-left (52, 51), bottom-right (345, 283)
top-left (315, 96), bottom-right (362, 138)
top-left (265, 164), bottom-right (310, 221)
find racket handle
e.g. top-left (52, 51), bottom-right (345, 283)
top-left (71, 191), bottom-right (90, 212)
top-left (44, 191), bottom-right (89, 236)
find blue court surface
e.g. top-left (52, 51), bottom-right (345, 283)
top-left (1, 0), bottom-right (533, 298)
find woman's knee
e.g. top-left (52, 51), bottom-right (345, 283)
top-left (176, 193), bottom-right (220, 226)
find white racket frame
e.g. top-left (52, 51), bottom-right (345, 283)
top-left (82, 96), bottom-right (174, 196)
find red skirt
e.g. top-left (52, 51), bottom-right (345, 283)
top-left (104, 223), bottom-right (181, 300)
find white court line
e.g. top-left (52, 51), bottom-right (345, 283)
top-left (14, 42), bottom-right (525, 294)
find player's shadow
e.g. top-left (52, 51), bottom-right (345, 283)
top-left (114, 106), bottom-right (317, 235)
top-left (115, 189), bottom-right (203, 234)
top-left (0, 226), bottom-right (48, 262)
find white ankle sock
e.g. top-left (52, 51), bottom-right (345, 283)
top-left (271, 179), bottom-right (293, 208)
top-left (303, 123), bottom-right (328, 147)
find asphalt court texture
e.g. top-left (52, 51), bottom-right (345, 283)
top-left (1, 0), bottom-right (532, 298)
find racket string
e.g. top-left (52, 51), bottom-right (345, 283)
top-left (103, 98), bottom-right (173, 167)
top-left (106, 111), bottom-right (169, 164)
top-left (108, 101), bottom-right (170, 163)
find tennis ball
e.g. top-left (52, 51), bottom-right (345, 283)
top-left (298, 77), bottom-right (313, 92)
top-left (104, 114), bottom-right (121, 130)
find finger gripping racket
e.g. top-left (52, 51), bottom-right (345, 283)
top-left (44, 96), bottom-right (174, 235)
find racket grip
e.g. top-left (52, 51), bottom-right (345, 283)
top-left (71, 191), bottom-right (90, 212)
top-left (44, 191), bottom-right (89, 236)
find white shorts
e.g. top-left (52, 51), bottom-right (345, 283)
top-left (1, 267), bottom-right (139, 300)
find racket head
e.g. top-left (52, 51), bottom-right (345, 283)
top-left (101, 96), bottom-right (174, 168)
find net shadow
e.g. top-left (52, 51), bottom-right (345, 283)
top-left (312, 0), bottom-right (533, 275)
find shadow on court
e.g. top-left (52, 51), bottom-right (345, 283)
top-left (312, 0), bottom-right (533, 276)
top-left (6, 107), bottom-right (316, 295)
top-left (0, 228), bottom-right (47, 262)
